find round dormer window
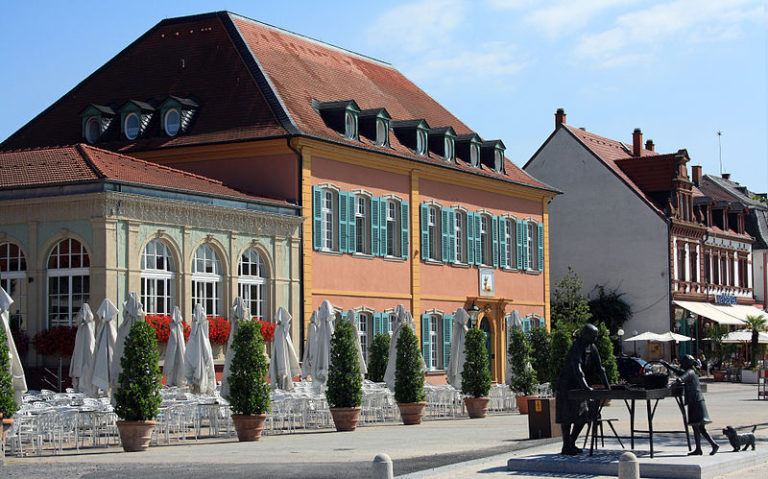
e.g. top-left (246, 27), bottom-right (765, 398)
top-left (416, 129), bottom-right (427, 155)
top-left (344, 111), bottom-right (357, 139)
top-left (124, 112), bottom-right (140, 140)
top-left (443, 137), bottom-right (453, 161)
top-left (164, 108), bottom-right (181, 136)
top-left (470, 144), bottom-right (479, 166)
top-left (84, 117), bottom-right (101, 144)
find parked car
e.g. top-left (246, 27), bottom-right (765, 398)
top-left (617, 356), bottom-right (647, 384)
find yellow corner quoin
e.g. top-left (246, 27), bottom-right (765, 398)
top-left (542, 197), bottom-right (551, 330)
top-left (410, 169), bottom-right (420, 340)
top-left (299, 143), bottom-right (314, 328)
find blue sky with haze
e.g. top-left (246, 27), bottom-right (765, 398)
top-left (1, 0), bottom-right (765, 193)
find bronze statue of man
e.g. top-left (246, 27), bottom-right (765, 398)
top-left (555, 323), bottom-right (610, 455)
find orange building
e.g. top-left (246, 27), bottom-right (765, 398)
top-left (2, 11), bottom-right (557, 382)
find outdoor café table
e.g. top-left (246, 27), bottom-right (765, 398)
top-left (569, 383), bottom-right (691, 458)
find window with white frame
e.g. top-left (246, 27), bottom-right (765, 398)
top-left (0, 242), bottom-right (26, 328)
top-left (480, 215), bottom-right (492, 265)
top-left (356, 195), bottom-right (369, 254)
top-left (388, 312), bottom-right (397, 335)
top-left (376, 119), bottom-right (389, 146)
top-left (454, 210), bottom-right (466, 263)
top-left (470, 143), bottom-right (479, 167)
top-left (428, 206), bottom-right (441, 261)
top-left (47, 238), bottom-right (90, 327)
top-left (416, 129), bottom-right (428, 155)
top-left (358, 311), bottom-right (371, 361)
top-left (443, 136), bottom-right (454, 162)
top-left (238, 248), bottom-right (267, 320)
top-left (527, 221), bottom-right (537, 270)
top-left (429, 314), bottom-right (440, 369)
top-left (344, 111), bottom-right (358, 140)
top-left (322, 189), bottom-right (336, 250)
top-left (504, 218), bottom-right (516, 268)
top-left (191, 244), bottom-right (222, 316)
top-left (140, 239), bottom-right (175, 315)
top-left (386, 200), bottom-right (399, 256)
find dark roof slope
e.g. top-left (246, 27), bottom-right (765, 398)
top-left (700, 174), bottom-right (768, 248)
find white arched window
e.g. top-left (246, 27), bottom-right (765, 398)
top-left (141, 239), bottom-right (175, 315)
top-left (0, 242), bottom-right (26, 329)
top-left (47, 238), bottom-right (90, 327)
top-left (191, 244), bottom-right (222, 316)
top-left (238, 248), bottom-right (267, 320)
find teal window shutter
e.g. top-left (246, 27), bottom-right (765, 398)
top-left (441, 208), bottom-right (450, 263)
top-left (401, 201), bottom-right (409, 259)
top-left (492, 215), bottom-right (499, 268)
top-left (537, 222), bottom-right (544, 272)
top-left (443, 314), bottom-right (453, 370)
top-left (380, 198), bottom-right (388, 256)
top-left (521, 221), bottom-right (529, 270)
top-left (466, 212), bottom-right (475, 265)
top-left (312, 186), bottom-right (323, 250)
top-left (499, 218), bottom-right (507, 268)
top-left (420, 203), bottom-right (430, 260)
top-left (348, 194), bottom-right (357, 253)
top-left (516, 220), bottom-right (524, 270)
top-left (474, 213), bottom-right (482, 265)
top-left (421, 314), bottom-right (431, 369)
top-left (338, 192), bottom-right (348, 253)
top-left (373, 313), bottom-right (383, 337)
top-left (371, 197), bottom-right (380, 256)
top-left (447, 209), bottom-right (456, 263)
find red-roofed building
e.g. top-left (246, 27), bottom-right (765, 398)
top-left (1, 11), bottom-right (557, 382)
top-left (524, 110), bottom-right (761, 361)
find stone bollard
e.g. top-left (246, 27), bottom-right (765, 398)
top-left (618, 451), bottom-right (639, 479)
top-left (372, 453), bottom-right (393, 479)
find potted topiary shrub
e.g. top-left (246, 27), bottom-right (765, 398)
top-left (226, 319), bottom-right (271, 441)
top-left (508, 329), bottom-right (539, 414)
top-left (113, 320), bottom-right (162, 452)
top-left (0, 324), bottom-right (20, 441)
top-left (326, 320), bottom-right (363, 431)
top-left (394, 324), bottom-right (426, 425)
top-left (461, 328), bottom-right (492, 418)
top-left (367, 332), bottom-right (390, 383)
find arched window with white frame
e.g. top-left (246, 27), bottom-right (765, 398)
top-left (191, 244), bottom-right (222, 316)
top-left (47, 238), bottom-right (90, 327)
top-left (0, 242), bottom-right (26, 329)
top-left (141, 239), bottom-right (175, 315)
top-left (238, 248), bottom-right (267, 320)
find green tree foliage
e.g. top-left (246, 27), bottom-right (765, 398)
top-left (0, 325), bottom-right (19, 418)
top-left (226, 320), bottom-right (271, 415)
top-left (508, 329), bottom-right (538, 396)
top-left (528, 326), bottom-right (551, 384)
top-left (367, 333), bottom-right (390, 382)
top-left (549, 322), bottom-right (574, 390)
top-left (461, 329), bottom-right (492, 398)
top-left (394, 325), bottom-right (425, 403)
top-left (326, 320), bottom-right (363, 408)
top-left (114, 321), bottom-right (162, 421)
top-left (745, 315), bottom-right (766, 369)
top-left (705, 324), bottom-right (731, 369)
top-left (550, 266), bottom-right (592, 326)
top-left (588, 285), bottom-right (632, 337)
top-left (594, 323), bottom-right (618, 384)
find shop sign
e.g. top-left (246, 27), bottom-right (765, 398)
top-left (715, 293), bottom-right (737, 305)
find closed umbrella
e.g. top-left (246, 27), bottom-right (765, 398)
top-left (311, 300), bottom-right (335, 393)
top-left (269, 307), bottom-right (301, 391)
top-left (69, 303), bottom-right (95, 394)
top-left (111, 292), bottom-right (145, 391)
top-left (164, 306), bottom-right (187, 388)
top-left (220, 297), bottom-right (248, 399)
top-left (506, 310), bottom-right (522, 386)
top-left (301, 311), bottom-right (317, 380)
top-left (383, 305), bottom-right (425, 390)
top-left (0, 286), bottom-right (27, 405)
top-left (446, 308), bottom-right (469, 390)
top-left (184, 304), bottom-right (216, 395)
top-left (84, 299), bottom-right (118, 396)
top-left (344, 310), bottom-right (368, 378)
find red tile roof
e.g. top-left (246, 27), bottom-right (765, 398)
top-left (0, 11), bottom-right (554, 193)
top-left (0, 144), bottom-right (286, 204)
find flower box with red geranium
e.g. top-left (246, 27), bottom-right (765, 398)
top-left (146, 314), bottom-right (191, 344)
top-left (32, 326), bottom-right (78, 357)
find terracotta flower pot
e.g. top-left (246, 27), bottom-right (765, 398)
top-left (232, 414), bottom-right (267, 441)
top-left (2, 416), bottom-right (13, 443)
top-left (116, 420), bottom-right (155, 452)
top-left (464, 396), bottom-right (490, 419)
top-left (515, 395), bottom-right (538, 415)
top-left (397, 401), bottom-right (426, 425)
top-left (330, 407), bottom-right (362, 432)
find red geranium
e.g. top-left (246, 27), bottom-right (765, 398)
top-left (258, 319), bottom-right (275, 343)
top-left (207, 316), bottom-right (231, 344)
top-left (146, 314), bottom-right (191, 344)
top-left (32, 326), bottom-right (78, 357)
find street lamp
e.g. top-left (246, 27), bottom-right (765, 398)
top-left (468, 302), bottom-right (481, 329)
top-left (618, 328), bottom-right (625, 356)
top-left (687, 314), bottom-right (698, 357)
top-left (632, 330), bottom-right (638, 356)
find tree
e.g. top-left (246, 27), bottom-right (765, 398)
top-left (113, 321), bottom-right (162, 421)
top-left (551, 266), bottom-right (592, 326)
top-left (549, 321), bottom-right (575, 390)
top-left (745, 315), bottom-right (766, 369)
top-left (594, 322), bottom-right (618, 384)
top-left (588, 285), bottom-right (632, 337)
top-left (508, 329), bottom-right (538, 396)
top-left (528, 326), bottom-right (551, 384)
top-left (0, 325), bottom-right (19, 419)
top-left (367, 333), bottom-right (390, 382)
top-left (326, 320), bottom-right (363, 408)
top-left (461, 329), bottom-right (492, 398)
top-left (226, 319), bottom-right (271, 415)
top-left (705, 324), bottom-right (730, 370)
top-left (394, 325), bottom-right (425, 404)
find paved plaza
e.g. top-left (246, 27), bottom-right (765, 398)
top-left (1, 381), bottom-right (766, 478)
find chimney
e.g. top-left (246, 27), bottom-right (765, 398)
top-left (722, 173), bottom-right (730, 180)
top-left (555, 108), bottom-right (566, 128)
top-left (632, 128), bottom-right (643, 157)
top-left (691, 165), bottom-right (702, 186)
top-left (645, 139), bottom-right (654, 152)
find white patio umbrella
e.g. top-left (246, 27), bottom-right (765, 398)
top-left (383, 305), bottom-right (425, 390)
top-left (111, 292), bottom-right (145, 390)
top-left (164, 306), bottom-right (187, 388)
top-left (624, 331), bottom-right (664, 342)
top-left (69, 303), bottom-right (95, 394)
top-left (446, 308), bottom-right (469, 390)
top-left (506, 310), bottom-right (523, 386)
top-left (311, 300), bottom-right (335, 393)
top-left (220, 297), bottom-right (248, 398)
top-left (184, 304), bottom-right (216, 395)
top-left (655, 331), bottom-right (693, 343)
top-left (300, 311), bottom-right (317, 380)
top-left (269, 307), bottom-right (302, 391)
top-left (0, 286), bottom-right (27, 405)
top-left (344, 310), bottom-right (368, 379)
top-left (83, 299), bottom-right (118, 396)
top-left (721, 329), bottom-right (768, 344)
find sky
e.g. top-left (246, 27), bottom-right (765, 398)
top-left (1, 0), bottom-right (766, 193)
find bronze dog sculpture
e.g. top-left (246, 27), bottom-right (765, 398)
top-left (722, 425), bottom-right (756, 451)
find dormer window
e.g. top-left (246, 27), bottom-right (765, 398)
top-left (79, 104), bottom-right (116, 144)
top-left (480, 140), bottom-right (506, 173)
top-left (470, 144), bottom-right (479, 166)
top-left (428, 127), bottom-right (456, 162)
top-left (158, 96), bottom-right (199, 137)
top-left (444, 137), bottom-right (453, 162)
top-left (376, 119), bottom-right (388, 146)
top-left (494, 149), bottom-right (504, 172)
top-left (124, 112), bottom-right (140, 140)
top-left (391, 119), bottom-right (431, 156)
top-left (344, 111), bottom-right (358, 140)
top-left (315, 99), bottom-right (361, 142)
top-left (118, 100), bottom-right (155, 141)
top-left (416, 129), bottom-right (427, 155)
top-left (84, 117), bottom-right (101, 144)
top-left (164, 108), bottom-right (181, 136)
top-left (454, 133), bottom-right (482, 167)
top-left (359, 108), bottom-right (391, 147)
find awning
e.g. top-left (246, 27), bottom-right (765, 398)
top-left (672, 300), bottom-right (745, 326)
top-left (721, 330), bottom-right (768, 344)
top-left (725, 304), bottom-right (767, 322)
